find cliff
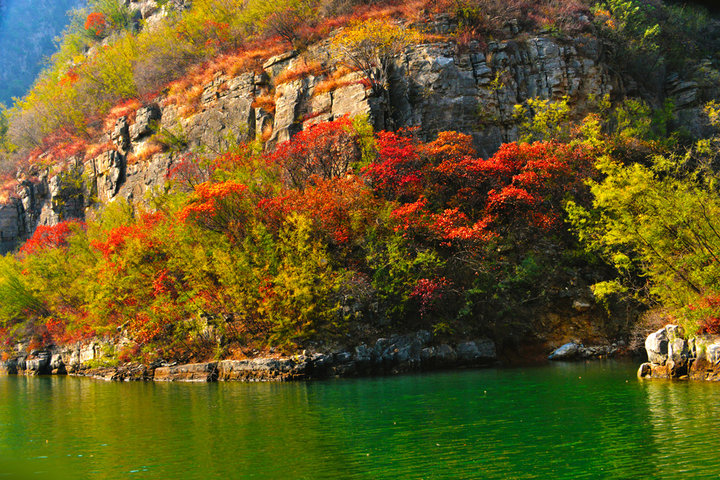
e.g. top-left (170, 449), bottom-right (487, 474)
top-left (0, 28), bottom-right (635, 251)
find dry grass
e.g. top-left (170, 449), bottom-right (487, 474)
top-left (127, 141), bottom-right (165, 165)
top-left (275, 60), bottom-right (325, 85)
top-left (252, 94), bottom-right (277, 114)
top-left (84, 142), bottom-right (115, 161)
top-left (164, 43), bottom-right (287, 118)
top-left (0, 176), bottom-right (18, 203)
top-left (260, 124), bottom-right (274, 143)
top-left (103, 98), bottom-right (143, 131)
top-left (312, 65), bottom-right (358, 95)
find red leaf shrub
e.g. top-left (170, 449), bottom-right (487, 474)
top-left (20, 221), bottom-right (83, 255)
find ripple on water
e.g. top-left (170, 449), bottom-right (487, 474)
top-left (1, 362), bottom-right (720, 479)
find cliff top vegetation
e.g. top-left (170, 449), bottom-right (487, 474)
top-left (1, 0), bottom-right (717, 174)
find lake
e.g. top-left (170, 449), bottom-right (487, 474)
top-left (1, 361), bottom-right (719, 479)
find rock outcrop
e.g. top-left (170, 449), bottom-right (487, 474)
top-left (638, 325), bottom-right (720, 381)
top-left (0, 331), bottom-right (498, 382)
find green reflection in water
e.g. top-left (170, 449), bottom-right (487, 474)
top-left (1, 361), bottom-right (719, 479)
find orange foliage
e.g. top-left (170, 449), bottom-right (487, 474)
top-left (251, 93), bottom-right (276, 113)
top-left (85, 12), bottom-right (107, 36)
top-left (103, 98), bottom-right (142, 130)
top-left (127, 142), bottom-right (165, 165)
top-left (84, 142), bottom-right (115, 161)
top-left (275, 60), bottom-right (325, 85)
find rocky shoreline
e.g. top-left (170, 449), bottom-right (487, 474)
top-left (0, 330), bottom-right (630, 382)
top-left (638, 325), bottom-right (720, 381)
top-left (0, 331), bottom-right (500, 382)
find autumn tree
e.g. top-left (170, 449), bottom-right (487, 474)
top-left (332, 19), bottom-right (420, 96)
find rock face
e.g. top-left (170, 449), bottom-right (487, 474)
top-left (154, 362), bottom-right (219, 382)
top-left (0, 27), bottom-right (629, 253)
top-left (0, 332), bottom-right (498, 382)
top-left (638, 325), bottom-right (720, 381)
top-left (645, 326), bottom-right (670, 364)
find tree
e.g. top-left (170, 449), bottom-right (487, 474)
top-left (331, 19), bottom-right (420, 96)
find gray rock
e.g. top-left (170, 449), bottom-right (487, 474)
top-left (79, 343), bottom-right (99, 364)
top-left (456, 341), bottom-right (481, 362)
top-left (129, 104), bottom-right (161, 141)
top-left (420, 347), bottom-right (435, 362)
top-left (548, 342), bottom-right (580, 360)
top-left (111, 116), bottom-right (130, 152)
top-left (25, 352), bottom-right (50, 375)
top-left (154, 362), bottom-right (218, 382)
top-left (668, 338), bottom-right (689, 365)
top-left (354, 344), bottom-right (372, 363)
top-left (263, 50), bottom-right (297, 77)
top-left (0, 358), bottom-right (17, 375)
top-left (646, 326), bottom-right (670, 365)
top-left (707, 343), bottom-right (720, 364)
top-left (334, 351), bottom-right (353, 364)
top-left (435, 344), bottom-right (457, 363)
top-left (637, 362), bottom-right (652, 378)
top-left (50, 353), bottom-right (65, 371)
top-left (475, 338), bottom-right (497, 360)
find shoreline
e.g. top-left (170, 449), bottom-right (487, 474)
top-left (0, 331), bottom-right (631, 383)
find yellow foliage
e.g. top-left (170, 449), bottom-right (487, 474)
top-left (332, 19), bottom-right (421, 93)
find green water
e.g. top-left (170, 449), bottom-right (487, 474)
top-left (1, 361), bottom-right (719, 479)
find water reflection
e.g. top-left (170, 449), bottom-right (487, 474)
top-left (641, 379), bottom-right (720, 477)
top-left (1, 363), bottom-right (720, 479)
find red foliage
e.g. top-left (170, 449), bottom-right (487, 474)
top-left (411, 276), bottom-right (451, 318)
top-left (269, 115), bottom-right (361, 188)
top-left (91, 212), bottom-right (165, 259)
top-left (265, 175), bottom-right (382, 246)
top-left (363, 129), bottom-right (423, 199)
top-left (20, 221), bottom-right (84, 255)
top-left (179, 180), bottom-right (249, 230)
top-left (202, 20), bottom-right (231, 47)
top-left (85, 12), bottom-right (107, 36)
top-left (365, 132), bottom-right (596, 247)
top-left (694, 294), bottom-right (720, 335)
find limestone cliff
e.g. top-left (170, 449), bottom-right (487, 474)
top-left (0, 14), bottom-right (714, 253)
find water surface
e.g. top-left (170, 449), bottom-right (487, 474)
top-left (1, 361), bottom-right (718, 479)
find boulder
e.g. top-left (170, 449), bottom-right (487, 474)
top-left (217, 358), bottom-right (305, 381)
top-left (0, 358), bottom-right (17, 375)
top-left (456, 341), bottom-right (497, 363)
top-left (706, 342), bottom-right (720, 364)
top-left (25, 352), bottom-right (50, 375)
top-left (668, 337), bottom-right (689, 365)
top-left (475, 338), bottom-right (497, 360)
top-left (637, 362), bottom-right (652, 378)
top-left (548, 342), bottom-right (580, 360)
top-left (645, 326), bottom-right (670, 364)
top-left (435, 344), bottom-right (457, 364)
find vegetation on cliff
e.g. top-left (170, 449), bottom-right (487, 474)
top-left (0, 114), bottom-right (602, 361)
top-left (0, 0), bottom-right (720, 361)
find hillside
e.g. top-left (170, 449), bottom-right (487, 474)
top-left (0, 0), bottom-right (719, 370)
